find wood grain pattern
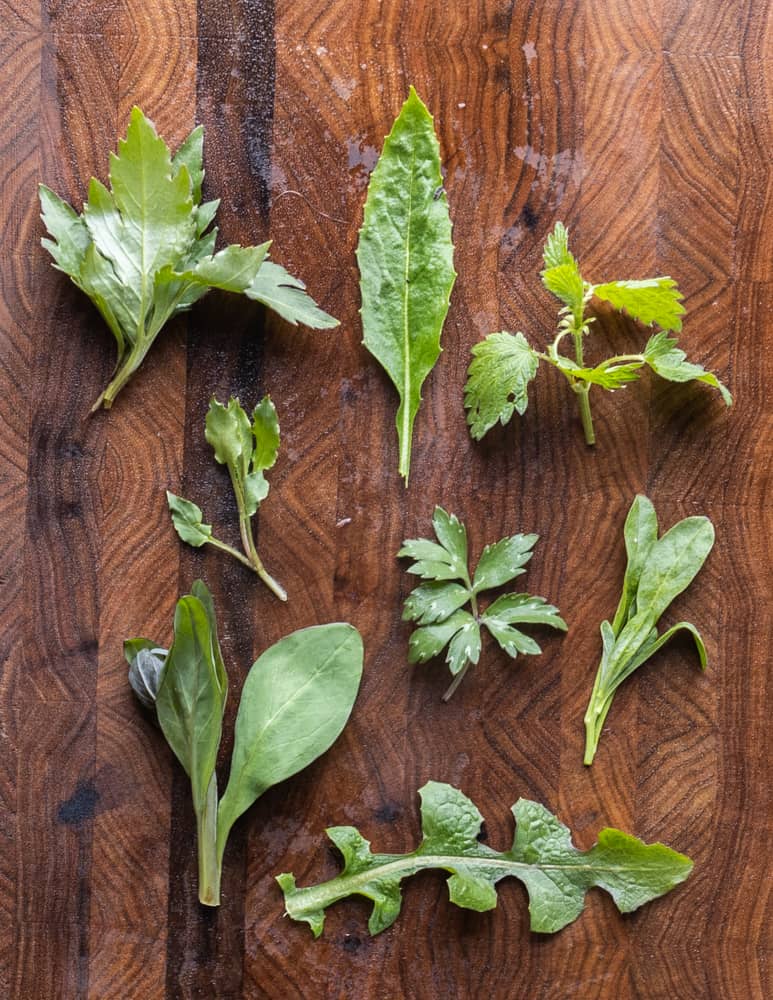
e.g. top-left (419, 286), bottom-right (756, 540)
top-left (3, 1), bottom-right (771, 997)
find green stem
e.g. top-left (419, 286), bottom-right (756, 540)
top-left (197, 774), bottom-right (221, 907)
top-left (206, 537), bottom-right (257, 572)
top-left (583, 688), bottom-right (615, 766)
top-left (95, 338), bottom-right (154, 411)
top-left (238, 507), bottom-right (287, 601)
top-left (571, 328), bottom-right (595, 445)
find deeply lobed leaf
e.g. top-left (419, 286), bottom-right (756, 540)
top-left (278, 781), bottom-right (693, 937)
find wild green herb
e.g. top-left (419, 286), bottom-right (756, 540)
top-left (584, 495), bottom-right (714, 765)
top-left (357, 87), bottom-right (456, 482)
top-left (168, 395), bottom-right (286, 600)
top-left (126, 580), bottom-right (363, 906)
top-left (39, 107), bottom-right (337, 411)
top-left (278, 780), bottom-right (693, 936)
top-left (398, 507), bottom-right (566, 699)
top-left (464, 222), bottom-right (731, 445)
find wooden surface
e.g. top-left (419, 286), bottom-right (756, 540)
top-left (1, 1), bottom-right (770, 997)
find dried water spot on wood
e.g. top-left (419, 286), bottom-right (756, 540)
top-left (57, 780), bottom-right (99, 826)
top-left (341, 934), bottom-right (363, 953)
top-left (521, 203), bottom-right (538, 230)
top-left (374, 802), bottom-right (401, 823)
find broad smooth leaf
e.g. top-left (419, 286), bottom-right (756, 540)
top-left (464, 331), bottom-right (540, 439)
top-left (205, 396), bottom-right (252, 477)
top-left (216, 624), bottom-right (363, 853)
top-left (634, 516), bottom-right (715, 622)
top-left (167, 490), bottom-right (212, 547)
top-left (155, 587), bottom-right (227, 815)
top-left (592, 278), bottom-right (685, 332)
top-left (356, 86), bottom-right (456, 481)
top-left (278, 781), bottom-right (693, 937)
top-left (643, 331), bottom-right (732, 405)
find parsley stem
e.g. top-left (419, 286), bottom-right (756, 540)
top-left (443, 662), bottom-right (471, 701)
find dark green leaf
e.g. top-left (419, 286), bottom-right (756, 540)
top-left (278, 781), bottom-right (693, 937)
top-left (472, 533), bottom-right (538, 593)
top-left (407, 610), bottom-right (474, 664)
top-left (402, 581), bottom-right (471, 625)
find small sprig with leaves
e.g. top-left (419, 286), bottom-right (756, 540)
top-left (584, 495), bottom-right (715, 765)
top-left (39, 107), bottom-right (337, 411)
top-left (278, 781), bottom-right (693, 937)
top-left (168, 395), bottom-right (287, 600)
top-left (464, 222), bottom-right (731, 446)
top-left (398, 507), bottom-right (566, 700)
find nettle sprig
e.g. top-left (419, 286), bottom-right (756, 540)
top-left (168, 395), bottom-right (286, 600)
top-left (398, 507), bottom-right (566, 699)
top-left (464, 222), bottom-right (731, 445)
top-left (39, 107), bottom-right (337, 411)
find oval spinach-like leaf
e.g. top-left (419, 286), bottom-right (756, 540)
top-left (216, 623), bottom-right (363, 855)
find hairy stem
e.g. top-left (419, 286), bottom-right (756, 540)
top-left (571, 328), bottom-right (596, 445)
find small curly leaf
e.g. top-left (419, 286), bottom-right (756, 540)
top-left (278, 781), bottom-right (693, 937)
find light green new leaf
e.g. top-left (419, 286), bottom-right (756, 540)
top-left (278, 781), bottom-right (693, 937)
top-left (542, 221), bottom-right (576, 270)
top-left (172, 124), bottom-right (204, 202)
top-left (217, 624), bottom-right (363, 859)
top-left (357, 87), bottom-right (456, 481)
top-left (38, 184), bottom-right (90, 277)
top-left (155, 589), bottom-right (226, 816)
top-left (166, 490), bottom-right (212, 547)
top-left (593, 278), bottom-right (685, 332)
top-left (472, 533), bottom-right (539, 592)
top-left (464, 332), bottom-right (540, 439)
top-left (205, 396), bottom-right (252, 475)
top-left (251, 396), bottom-right (280, 471)
top-left (542, 262), bottom-right (585, 316)
top-left (555, 359), bottom-right (642, 390)
top-left (246, 260), bottom-right (339, 328)
top-left (644, 332), bottom-right (732, 405)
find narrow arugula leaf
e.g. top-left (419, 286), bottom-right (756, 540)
top-left (584, 496), bottom-right (715, 764)
top-left (592, 278), bottom-right (685, 332)
top-left (644, 332), bottom-right (732, 405)
top-left (277, 781), bottom-right (693, 937)
top-left (216, 624), bottom-right (363, 861)
top-left (128, 584), bottom-right (364, 907)
top-left (465, 221), bottom-right (732, 447)
top-left (464, 332), bottom-right (540, 439)
top-left (169, 396), bottom-right (287, 600)
top-left (357, 87), bottom-right (456, 482)
top-left (39, 107), bottom-right (338, 411)
top-left (399, 509), bottom-right (565, 699)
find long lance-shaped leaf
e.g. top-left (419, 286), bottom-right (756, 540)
top-left (357, 87), bottom-right (456, 482)
top-left (277, 782), bottom-right (693, 937)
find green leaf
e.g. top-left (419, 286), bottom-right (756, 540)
top-left (402, 581), bottom-right (471, 625)
top-left (277, 781), bottom-right (693, 937)
top-left (407, 610), bottom-right (475, 664)
top-left (464, 332), bottom-right (540, 439)
top-left (398, 507), bottom-right (469, 583)
top-left (125, 639), bottom-right (166, 710)
top-left (216, 624), bottom-right (363, 857)
top-left (555, 359), bottom-right (642, 390)
top-left (643, 332), bottom-right (732, 405)
top-left (39, 108), bottom-right (339, 410)
top-left (155, 588), bottom-right (226, 816)
top-left (356, 86), bottom-right (456, 481)
top-left (251, 395), bottom-right (280, 471)
top-left (593, 278), bottom-right (685, 332)
top-left (615, 621), bottom-right (707, 688)
top-left (611, 494), bottom-right (659, 634)
top-left (542, 262), bottom-right (585, 315)
top-left (166, 490), bottom-right (212, 547)
top-left (246, 260), bottom-right (339, 329)
top-left (542, 221), bottom-right (575, 270)
top-left (205, 396), bottom-right (252, 477)
top-left (400, 511), bottom-right (563, 697)
top-left (472, 533), bottom-right (538, 593)
top-left (38, 184), bottom-right (90, 277)
top-left (584, 499), bottom-right (715, 765)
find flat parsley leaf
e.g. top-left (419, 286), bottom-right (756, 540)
top-left (399, 508), bottom-right (566, 699)
top-left (39, 107), bottom-right (338, 411)
top-left (277, 781), bottom-right (693, 937)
